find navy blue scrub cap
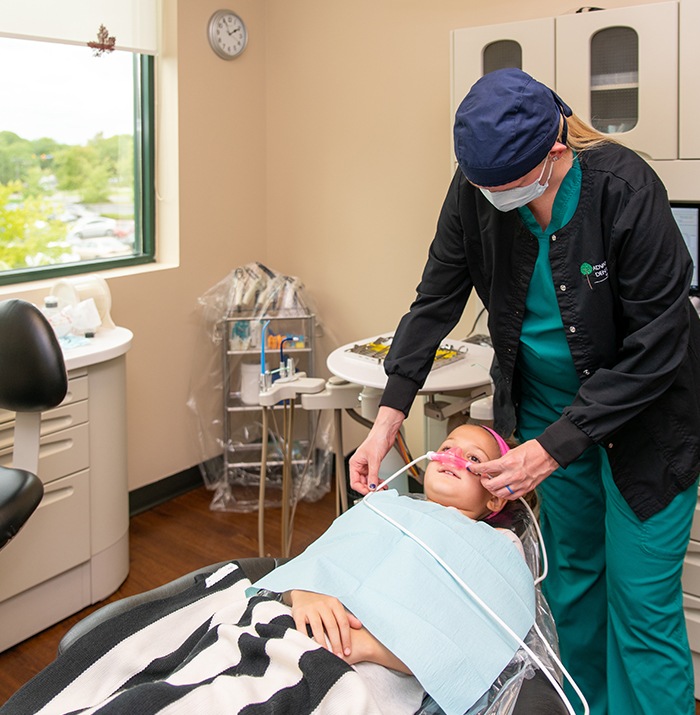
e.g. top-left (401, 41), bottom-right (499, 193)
top-left (454, 68), bottom-right (572, 187)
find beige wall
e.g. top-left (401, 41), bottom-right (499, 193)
top-left (0, 0), bottom-right (661, 491)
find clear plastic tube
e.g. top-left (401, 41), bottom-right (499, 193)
top-left (365, 453), bottom-right (589, 715)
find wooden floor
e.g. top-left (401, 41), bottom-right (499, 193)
top-left (1, 484), bottom-right (699, 712)
top-left (0, 484), bottom-right (338, 705)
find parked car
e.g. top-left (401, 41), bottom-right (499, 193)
top-left (69, 236), bottom-right (132, 261)
top-left (66, 216), bottom-right (117, 240)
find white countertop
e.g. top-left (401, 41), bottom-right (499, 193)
top-left (62, 326), bottom-right (133, 370)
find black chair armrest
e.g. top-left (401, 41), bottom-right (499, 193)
top-left (58, 557), bottom-right (289, 655)
top-left (0, 468), bottom-right (43, 549)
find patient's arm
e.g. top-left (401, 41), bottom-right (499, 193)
top-left (284, 590), bottom-right (413, 674)
top-left (284, 590), bottom-right (363, 658)
top-left (344, 626), bottom-right (412, 674)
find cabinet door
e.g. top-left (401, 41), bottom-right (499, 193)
top-left (683, 592), bottom-right (700, 699)
top-left (451, 18), bottom-right (555, 118)
top-left (0, 469), bottom-right (90, 602)
top-left (555, 2), bottom-right (678, 161)
top-left (679, 0), bottom-right (700, 159)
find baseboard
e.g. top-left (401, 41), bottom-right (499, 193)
top-left (128, 466), bottom-right (205, 516)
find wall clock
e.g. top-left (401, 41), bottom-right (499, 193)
top-left (208, 10), bottom-right (247, 60)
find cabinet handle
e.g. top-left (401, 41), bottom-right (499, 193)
top-left (39, 486), bottom-right (74, 508)
top-left (39, 438), bottom-right (74, 458)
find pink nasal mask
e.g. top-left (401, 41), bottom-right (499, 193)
top-left (426, 450), bottom-right (473, 472)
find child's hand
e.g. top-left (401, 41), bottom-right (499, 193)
top-left (287, 590), bottom-right (362, 658)
top-left (342, 626), bottom-right (412, 674)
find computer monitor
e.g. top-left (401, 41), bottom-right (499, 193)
top-left (670, 201), bottom-right (699, 295)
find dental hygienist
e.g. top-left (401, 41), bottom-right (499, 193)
top-left (349, 68), bottom-right (700, 715)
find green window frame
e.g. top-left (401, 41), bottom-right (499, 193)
top-left (0, 51), bottom-right (155, 286)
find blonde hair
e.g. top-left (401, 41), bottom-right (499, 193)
top-left (560, 112), bottom-right (617, 152)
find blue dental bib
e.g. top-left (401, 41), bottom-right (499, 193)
top-left (251, 491), bottom-right (536, 715)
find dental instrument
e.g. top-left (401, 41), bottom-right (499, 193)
top-left (363, 452), bottom-right (589, 715)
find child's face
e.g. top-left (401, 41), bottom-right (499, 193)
top-left (423, 424), bottom-right (505, 519)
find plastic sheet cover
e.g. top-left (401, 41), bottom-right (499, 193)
top-left (188, 262), bottom-right (333, 513)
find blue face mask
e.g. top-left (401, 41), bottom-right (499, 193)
top-left (479, 157), bottom-right (554, 212)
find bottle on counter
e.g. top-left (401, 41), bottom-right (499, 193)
top-left (42, 296), bottom-right (72, 338)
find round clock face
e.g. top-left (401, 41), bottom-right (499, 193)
top-left (208, 10), bottom-right (247, 60)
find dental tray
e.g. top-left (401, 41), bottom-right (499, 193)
top-left (345, 336), bottom-right (467, 370)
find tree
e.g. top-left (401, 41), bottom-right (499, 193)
top-left (89, 133), bottom-right (134, 188)
top-left (0, 133), bottom-right (35, 184)
top-left (54, 145), bottom-right (97, 192)
top-left (80, 164), bottom-right (111, 204)
top-left (0, 181), bottom-right (70, 270)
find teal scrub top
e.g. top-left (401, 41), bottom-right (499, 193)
top-left (517, 156), bottom-right (582, 417)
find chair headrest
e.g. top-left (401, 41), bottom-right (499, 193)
top-left (483, 499), bottom-right (532, 538)
top-left (0, 299), bottom-right (68, 412)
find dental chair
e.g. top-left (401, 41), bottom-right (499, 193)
top-left (0, 299), bottom-right (68, 550)
top-left (58, 506), bottom-right (569, 714)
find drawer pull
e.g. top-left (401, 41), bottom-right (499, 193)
top-left (41, 415), bottom-right (74, 434)
top-left (39, 486), bottom-right (75, 507)
top-left (39, 438), bottom-right (74, 458)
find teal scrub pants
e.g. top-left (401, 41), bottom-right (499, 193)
top-left (519, 414), bottom-right (697, 715)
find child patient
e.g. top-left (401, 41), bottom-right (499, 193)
top-left (252, 423), bottom-right (535, 715)
top-left (284, 423), bottom-right (515, 667)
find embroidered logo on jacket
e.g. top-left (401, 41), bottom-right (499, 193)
top-left (580, 260), bottom-right (609, 289)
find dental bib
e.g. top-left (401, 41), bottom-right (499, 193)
top-left (250, 491), bottom-right (536, 715)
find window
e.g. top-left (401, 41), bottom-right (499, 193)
top-left (0, 37), bottom-right (154, 284)
top-left (0, 0), bottom-right (157, 285)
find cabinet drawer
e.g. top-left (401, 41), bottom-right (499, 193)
top-left (0, 400), bottom-right (88, 451)
top-left (684, 592), bottom-right (700, 652)
top-left (683, 540), bottom-right (700, 595)
top-left (0, 422), bottom-right (89, 484)
top-left (0, 374), bottom-right (89, 446)
top-left (0, 469), bottom-right (91, 602)
top-left (40, 399), bottom-right (89, 437)
top-left (691, 494), bottom-right (700, 543)
top-left (59, 374), bottom-right (88, 407)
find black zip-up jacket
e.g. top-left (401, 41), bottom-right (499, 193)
top-left (381, 143), bottom-right (700, 520)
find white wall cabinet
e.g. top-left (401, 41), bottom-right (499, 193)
top-left (451, 1), bottom-right (698, 172)
top-left (556, 2), bottom-right (677, 161)
top-left (451, 18), bottom-right (555, 117)
top-left (0, 328), bottom-right (132, 652)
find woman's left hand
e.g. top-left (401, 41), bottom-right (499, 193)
top-left (474, 439), bottom-right (560, 499)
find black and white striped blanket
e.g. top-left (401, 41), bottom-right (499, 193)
top-left (1, 562), bottom-right (386, 715)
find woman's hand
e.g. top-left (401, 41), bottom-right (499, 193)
top-left (475, 438), bottom-right (560, 499)
top-left (286, 590), bottom-right (362, 658)
top-left (349, 406), bottom-right (405, 494)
